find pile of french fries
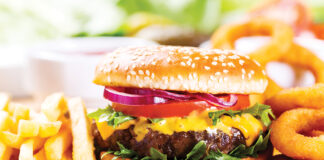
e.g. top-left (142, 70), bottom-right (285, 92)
top-left (0, 93), bottom-right (74, 160)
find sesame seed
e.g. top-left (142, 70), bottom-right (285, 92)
top-left (248, 73), bottom-right (252, 79)
top-left (250, 70), bottom-right (255, 74)
top-left (183, 56), bottom-right (190, 59)
top-left (215, 72), bottom-right (221, 76)
top-left (138, 70), bottom-right (144, 75)
top-left (239, 60), bottom-right (245, 65)
top-left (213, 57), bottom-right (218, 61)
top-left (228, 62), bottom-right (235, 67)
top-left (223, 69), bottom-right (229, 73)
top-left (151, 73), bottom-right (155, 79)
top-left (152, 61), bottom-right (157, 65)
top-left (205, 66), bottom-right (211, 70)
top-left (144, 76), bottom-right (150, 81)
top-left (130, 71), bottom-right (136, 75)
top-left (187, 61), bottom-right (191, 65)
top-left (204, 56), bottom-right (209, 59)
top-left (167, 57), bottom-right (171, 62)
top-left (254, 60), bottom-right (261, 66)
top-left (145, 70), bottom-right (150, 76)
top-left (191, 63), bottom-right (196, 68)
top-left (244, 55), bottom-right (250, 59)
top-left (219, 55), bottom-right (226, 62)
top-left (212, 61), bottom-right (217, 65)
top-left (194, 57), bottom-right (200, 60)
top-left (242, 75), bottom-right (245, 80)
top-left (127, 75), bottom-right (131, 81)
top-left (193, 73), bottom-right (198, 78)
top-left (181, 62), bottom-right (186, 66)
top-left (178, 75), bottom-right (183, 80)
top-left (189, 74), bottom-right (193, 80)
top-left (242, 69), bottom-right (246, 74)
top-left (262, 70), bottom-right (266, 75)
top-left (210, 75), bottom-right (216, 80)
top-left (222, 63), bottom-right (227, 67)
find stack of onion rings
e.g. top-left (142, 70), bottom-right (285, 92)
top-left (211, 18), bottom-right (324, 109)
top-left (211, 17), bottom-right (324, 159)
top-left (270, 108), bottom-right (324, 160)
top-left (211, 18), bottom-right (294, 65)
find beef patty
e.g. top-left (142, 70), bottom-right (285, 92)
top-left (92, 122), bottom-right (245, 159)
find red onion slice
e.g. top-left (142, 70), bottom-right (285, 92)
top-left (104, 87), bottom-right (170, 105)
top-left (123, 88), bottom-right (192, 100)
top-left (194, 94), bottom-right (238, 107)
top-left (104, 87), bottom-right (238, 108)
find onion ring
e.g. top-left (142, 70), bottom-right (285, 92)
top-left (265, 83), bottom-right (324, 116)
top-left (211, 18), bottom-right (294, 65)
top-left (270, 108), bottom-right (324, 160)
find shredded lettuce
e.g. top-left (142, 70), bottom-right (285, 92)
top-left (208, 103), bottom-right (275, 127)
top-left (88, 106), bottom-right (135, 128)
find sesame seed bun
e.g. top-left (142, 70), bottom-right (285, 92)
top-left (93, 46), bottom-right (268, 94)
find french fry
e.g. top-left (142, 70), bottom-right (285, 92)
top-left (34, 149), bottom-right (46, 160)
top-left (39, 121), bottom-right (62, 138)
top-left (0, 141), bottom-right (12, 160)
top-left (41, 93), bottom-right (67, 122)
top-left (7, 103), bottom-right (16, 115)
top-left (12, 103), bottom-right (30, 120)
top-left (19, 139), bottom-right (34, 160)
top-left (31, 137), bottom-right (45, 151)
top-left (67, 98), bottom-right (96, 160)
top-left (0, 131), bottom-right (25, 149)
top-left (10, 117), bottom-right (18, 134)
top-left (61, 149), bottom-right (73, 160)
top-left (0, 93), bottom-right (10, 111)
top-left (0, 111), bottom-right (11, 131)
top-left (44, 127), bottom-right (72, 160)
top-left (18, 120), bottom-right (40, 137)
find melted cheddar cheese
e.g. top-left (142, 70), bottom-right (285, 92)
top-left (96, 111), bottom-right (264, 146)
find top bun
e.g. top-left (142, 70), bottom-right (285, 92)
top-left (94, 46), bottom-right (268, 94)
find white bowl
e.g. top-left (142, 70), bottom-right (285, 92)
top-left (0, 46), bottom-right (28, 97)
top-left (26, 37), bottom-right (158, 108)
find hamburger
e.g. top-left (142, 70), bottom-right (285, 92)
top-left (89, 46), bottom-right (274, 160)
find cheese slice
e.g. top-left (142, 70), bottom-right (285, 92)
top-left (96, 111), bottom-right (264, 146)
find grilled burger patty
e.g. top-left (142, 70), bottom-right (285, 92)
top-left (92, 123), bottom-right (245, 159)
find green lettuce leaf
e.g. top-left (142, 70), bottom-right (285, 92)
top-left (150, 148), bottom-right (168, 160)
top-left (88, 106), bottom-right (135, 128)
top-left (185, 141), bottom-right (206, 160)
top-left (149, 118), bottom-right (164, 123)
top-left (208, 103), bottom-right (275, 127)
top-left (229, 130), bottom-right (271, 158)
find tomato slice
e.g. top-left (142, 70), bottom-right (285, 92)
top-left (112, 95), bottom-right (250, 118)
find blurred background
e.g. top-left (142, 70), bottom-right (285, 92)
top-left (1, 0), bottom-right (324, 108)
